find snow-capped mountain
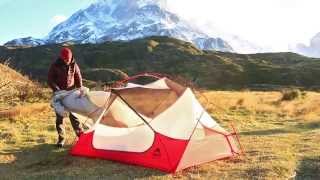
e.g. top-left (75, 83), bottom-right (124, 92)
top-left (291, 32), bottom-right (320, 58)
top-left (192, 23), bottom-right (267, 54)
top-left (193, 37), bottom-right (232, 52)
top-left (4, 37), bottom-right (46, 47)
top-left (221, 35), bottom-right (268, 54)
top-left (5, 0), bottom-right (233, 52)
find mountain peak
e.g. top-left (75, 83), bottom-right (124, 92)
top-left (5, 0), bottom-right (232, 52)
top-left (97, 0), bottom-right (167, 8)
top-left (4, 37), bottom-right (46, 47)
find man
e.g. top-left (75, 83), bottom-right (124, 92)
top-left (48, 47), bottom-right (84, 148)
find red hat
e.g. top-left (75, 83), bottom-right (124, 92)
top-left (60, 47), bottom-right (72, 60)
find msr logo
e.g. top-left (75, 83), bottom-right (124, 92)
top-left (152, 148), bottom-right (161, 157)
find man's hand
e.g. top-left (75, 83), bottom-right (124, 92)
top-left (79, 88), bottom-right (85, 97)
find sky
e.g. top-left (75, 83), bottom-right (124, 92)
top-left (1, 0), bottom-right (320, 51)
top-left (0, 0), bottom-right (94, 44)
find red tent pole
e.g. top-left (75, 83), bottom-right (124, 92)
top-left (117, 72), bottom-right (168, 84)
top-left (230, 123), bottom-right (245, 155)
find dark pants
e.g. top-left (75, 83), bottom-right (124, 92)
top-left (56, 113), bottom-right (83, 142)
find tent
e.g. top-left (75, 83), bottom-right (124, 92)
top-left (69, 74), bottom-right (241, 173)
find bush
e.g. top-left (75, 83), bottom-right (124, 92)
top-left (17, 82), bottom-right (50, 102)
top-left (281, 89), bottom-right (301, 101)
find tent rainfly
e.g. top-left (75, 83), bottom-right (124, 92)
top-left (67, 74), bottom-right (241, 173)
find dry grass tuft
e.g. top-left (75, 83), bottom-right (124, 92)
top-left (280, 89), bottom-right (302, 101)
top-left (200, 90), bottom-right (320, 123)
top-left (0, 103), bottom-right (49, 119)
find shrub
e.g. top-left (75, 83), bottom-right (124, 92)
top-left (281, 89), bottom-right (301, 101)
top-left (18, 83), bottom-right (49, 102)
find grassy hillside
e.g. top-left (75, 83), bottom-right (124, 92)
top-left (0, 62), bottom-right (49, 104)
top-left (1, 36), bottom-right (320, 89)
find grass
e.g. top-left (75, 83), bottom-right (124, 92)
top-left (0, 89), bottom-right (319, 179)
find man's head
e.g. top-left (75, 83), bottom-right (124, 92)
top-left (60, 47), bottom-right (73, 65)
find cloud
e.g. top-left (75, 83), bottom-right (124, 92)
top-left (167, 0), bottom-right (320, 51)
top-left (50, 15), bottom-right (67, 25)
top-left (291, 32), bottom-right (320, 58)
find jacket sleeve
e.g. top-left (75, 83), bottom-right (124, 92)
top-left (48, 64), bottom-right (60, 92)
top-left (74, 63), bottom-right (83, 88)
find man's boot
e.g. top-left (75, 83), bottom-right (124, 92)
top-left (56, 113), bottom-right (65, 148)
top-left (70, 113), bottom-right (83, 138)
top-left (56, 137), bottom-right (65, 148)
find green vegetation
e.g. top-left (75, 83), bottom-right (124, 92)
top-left (1, 36), bottom-right (320, 89)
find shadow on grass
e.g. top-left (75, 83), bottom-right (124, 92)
top-left (0, 143), bottom-right (166, 179)
top-left (240, 120), bottom-right (320, 136)
top-left (296, 156), bottom-right (320, 180)
top-left (0, 144), bottom-right (69, 177)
